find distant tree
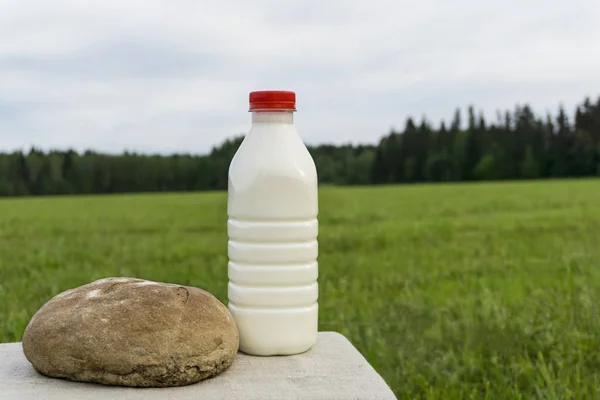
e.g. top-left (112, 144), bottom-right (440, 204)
top-left (463, 106), bottom-right (480, 180)
top-left (520, 147), bottom-right (540, 179)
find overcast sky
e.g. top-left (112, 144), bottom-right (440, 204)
top-left (1, 0), bottom-right (599, 154)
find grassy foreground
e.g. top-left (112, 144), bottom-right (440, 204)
top-left (2, 179), bottom-right (600, 398)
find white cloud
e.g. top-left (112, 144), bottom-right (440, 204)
top-left (0, 0), bottom-right (599, 154)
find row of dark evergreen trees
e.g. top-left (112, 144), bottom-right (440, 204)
top-left (0, 95), bottom-right (599, 197)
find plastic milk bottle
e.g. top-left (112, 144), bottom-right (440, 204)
top-left (227, 90), bottom-right (319, 356)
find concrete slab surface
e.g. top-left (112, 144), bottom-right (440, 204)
top-left (0, 331), bottom-right (396, 400)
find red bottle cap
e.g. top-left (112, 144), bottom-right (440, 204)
top-left (249, 90), bottom-right (296, 111)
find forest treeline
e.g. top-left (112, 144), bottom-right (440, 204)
top-left (0, 95), bottom-right (599, 196)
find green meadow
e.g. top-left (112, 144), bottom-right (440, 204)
top-left (2, 179), bottom-right (600, 398)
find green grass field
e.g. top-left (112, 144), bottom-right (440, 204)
top-left (2, 179), bottom-right (600, 398)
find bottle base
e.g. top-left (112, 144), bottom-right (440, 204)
top-left (228, 302), bottom-right (318, 357)
top-left (238, 341), bottom-right (316, 357)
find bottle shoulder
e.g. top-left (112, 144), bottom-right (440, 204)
top-left (228, 124), bottom-right (318, 219)
top-left (229, 125), bottom-right (317, 182)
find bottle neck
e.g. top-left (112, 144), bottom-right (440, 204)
top-left (251, 110), bottom-right (294, 124)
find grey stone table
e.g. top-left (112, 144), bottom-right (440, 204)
top-left (0, 332), bottom-right (396, 400)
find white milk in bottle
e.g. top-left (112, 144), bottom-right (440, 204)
top-left (227, 90), bottom-right (318, 356)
